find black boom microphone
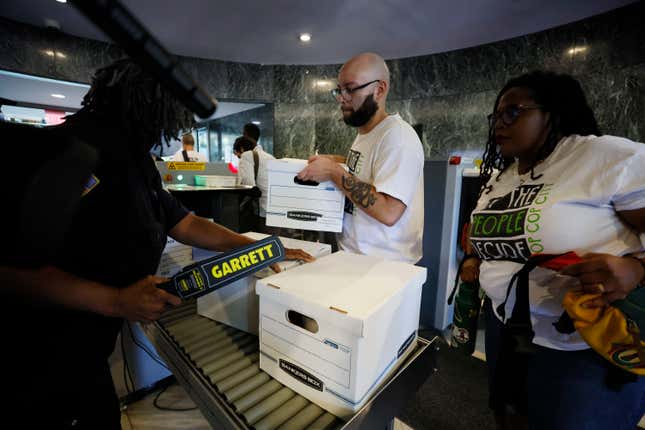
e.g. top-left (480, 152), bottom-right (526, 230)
top-left (69, 0), bottom-right (217, 119)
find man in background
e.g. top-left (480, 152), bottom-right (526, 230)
top-left (243, 122), bottom-right (261, 144)
top-left (172, 132), bottom-right (207, 162)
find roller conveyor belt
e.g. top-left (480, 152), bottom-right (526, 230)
top-left (144, 300), bottom-right (438, 430)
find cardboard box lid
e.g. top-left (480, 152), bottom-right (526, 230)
top-left (242, 232), bottom-right (331, 276)
top-left (267, 158), bottom-right (307, 172)
top-left (256, 251), bottom-right (427, 337)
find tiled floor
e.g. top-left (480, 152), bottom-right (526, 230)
top-left (120, 384), bottom-right (210, 430)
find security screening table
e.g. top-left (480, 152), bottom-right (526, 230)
top-left (143, 301), bottom-right (438, 430)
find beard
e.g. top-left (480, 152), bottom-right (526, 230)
top-left (343, 94), bottom-right (378, 127)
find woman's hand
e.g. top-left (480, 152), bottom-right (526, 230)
top-left (115, 275), bottom-right (181, 323)
top-left (460, 256), bottom-right (481, 283)
top-left (270, 247), bottom-right (316, 273)
top-left (560, 253), bottom-right (645, 308)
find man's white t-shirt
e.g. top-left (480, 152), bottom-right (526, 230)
top-left (337, 114), bottom-right (425, 264)
top-left (172, 149), bottom-right (208, 162)
top-left (472, 134), bottom-right (645, 350)
top-left (237, 145), bottom-right (275, 217)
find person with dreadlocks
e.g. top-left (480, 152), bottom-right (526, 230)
top-left (0, 59), bottom-right (313, 429)
top-left (462, 70), bottom-right (645, 429)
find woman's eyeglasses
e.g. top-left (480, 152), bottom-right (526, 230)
top-left (487, 104), bottom-right (543, 128)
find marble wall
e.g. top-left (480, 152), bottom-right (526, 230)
top-left (273, 0), bottom-right (645, 158)
top-left (1, 1), bottom-right (643, 159)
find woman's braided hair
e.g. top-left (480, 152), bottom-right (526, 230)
top-left (479, 71), bottom-right (601, 197)
top-left (79, 58), bottom-right (195, 155)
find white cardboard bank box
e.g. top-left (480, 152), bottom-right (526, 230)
top-left (197, 232), bottom-right (331, 334)
top-left (256, 251), bottom-right (426, 418)
top-left (266, 158), bottom-right (345, 232)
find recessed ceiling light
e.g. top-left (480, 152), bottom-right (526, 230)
top-left (299, 33), bottom-right (311, 43)
top-left (44, 50), bottom-right (55, 56)
top-left (56, 0), bottom-right (67, 3)
top-left (567, 46), bottom-right (588, 55)
top-left (315, 80), bottom-right (332, 87)
top-left (252, 121), bottom-right (261, 125)
top-left (55, 52), bottom-right (66, 58)
top-left (51, 93), bottom-right (66, 99)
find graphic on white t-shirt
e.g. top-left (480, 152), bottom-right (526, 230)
top-left (471, 183), bottom-right (554, 262)
top-left (344, 148), bottom-right (365, 216)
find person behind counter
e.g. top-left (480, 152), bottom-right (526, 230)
top-left (297, 52), bottom-right (424, 264)
top-left (0, 58), bottom-right (313, 429)
top-left (243, 122), bottom-right (261, 144)
top-left (461, 70), bottom-right (645, 430)
top-left (172, 132), bottom-right (207, 162)
top-left (234, 136), bottom-right (275, 232)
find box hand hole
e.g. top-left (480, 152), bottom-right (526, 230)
top-left (286, 310), bottom-right (319, 333)
top-left (293, 176), bottom-right (319, 187)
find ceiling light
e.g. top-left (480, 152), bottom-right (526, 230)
top-left (252, 121), bottom-right (261, 125)
top-left (315, 80), bottom-right (332, 87)
top-left (56, 0), bottom-right (67, 3)
top-left (51, 94), bottom-right (66, 99)
top-left (44, 50), bottom-right (55, 56)
top-left (55, 52), bottom-right (66, 58)
top-left (567, 46), bottom-right (588, 55)
top-left (299, 33), bottom-right (311, 43)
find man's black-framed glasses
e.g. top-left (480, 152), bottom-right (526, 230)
top-left (331, 80), bottom-right (381, 100)
top-left (487, 104), bottom-right (543, 128)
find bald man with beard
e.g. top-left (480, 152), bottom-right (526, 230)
top-left (298, 53), bottom-right (425, 264)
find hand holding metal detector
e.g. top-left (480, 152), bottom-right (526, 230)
top-left (157, 236), bottom-right (285, 300)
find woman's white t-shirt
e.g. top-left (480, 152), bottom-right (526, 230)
top-left (471, 134), bottom-right (645, 350)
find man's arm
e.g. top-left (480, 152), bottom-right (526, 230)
top-left (318, 154), bottom-right (347, 164)
top-left (297, 156), bottom-right (405, 226)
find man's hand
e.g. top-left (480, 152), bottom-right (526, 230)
top-left (115, 275), bottom-right (181, 323)
top-left (270, 247), bottom-right (316, 273)
top-left (297, 155), bottom-right (344, 183)
top-left (560, 253), bottom-right (645, 308)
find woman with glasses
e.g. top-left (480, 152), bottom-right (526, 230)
top-left (462, 71), bottom-right (645, 429)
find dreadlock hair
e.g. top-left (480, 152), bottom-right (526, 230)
top-left (478, 71), bottom-right (600, 197)
top-left (79, 58), bottom-right (195, 155)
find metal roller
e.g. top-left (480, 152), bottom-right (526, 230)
top-left (217, 362), bottom-right (261, 393)
top-left (307, 413), bottom-right (337, 430)
top-left (253, 394), bottom-right (310, 430)
top-left (277, 403), bottom-right (326, 430)
top-left (223, 372), bottom-right (272, 403)
top-left (201, 343), bottom-right (258, 376)
top-left (207, 353), bottom-right (259, 384)
top-left (242, 387), bottom-right (296, 425)
top-left (233, 379), bottom-right (282, 413)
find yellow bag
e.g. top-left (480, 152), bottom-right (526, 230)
top-left (562, 288), bottom-right (645, 375)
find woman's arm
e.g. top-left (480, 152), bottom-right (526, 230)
top-left (0, 266), bottom-right (180, 322)
top-left (561, 207), bottom-right (645, 307)
top-left (169, 213), bottom-right (315, 264)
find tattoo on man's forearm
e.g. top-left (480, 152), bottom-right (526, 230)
top-left (342, 174), bottom-right (377, 209)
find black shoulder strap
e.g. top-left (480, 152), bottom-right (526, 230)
top-left (253, 149), bottom-right (259, 182)
top-left (182, 150), bottom-right (189, 162)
